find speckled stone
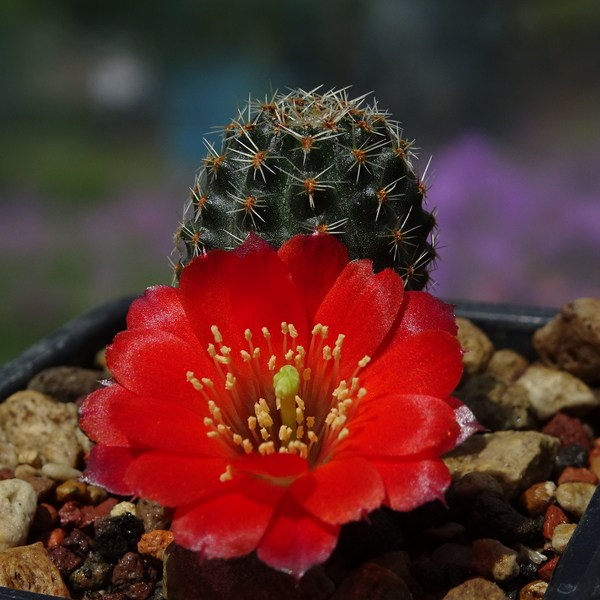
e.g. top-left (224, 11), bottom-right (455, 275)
top-left (551, 522), bottom-right (578, 553)
top-left (516, 365), bottom-right (598, 420)
top-left (27, 365), bottom-right (104, 403)
top-left (519, 580), bottom-right (548, 599)
top-left (555, 482), bottom-right (597, 519)
top-left (469, 538), bottom-right (520, 582)
top-left (487, 349), bottom-right (529, 383)
top-left (456, 318), bottom-right (495, 380)
top-left (533, 297), bottom-right (600, 385)
top-left (443, 431), bottom-right (561, 500)
top-left (0, 542), bottom-right (71, 597)
top-left (518, 481), bottom-right (556, 517)
top-left (0, 478), bottom-right (38, 549)
top-left (441, 576), bottom-right (509, 599)
top-left (543, 505), bottom-right (570, 540)
top-left (454, 374), bottom-right (533, 431)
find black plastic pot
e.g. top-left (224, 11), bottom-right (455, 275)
top-left (0, 297), bottom-right (595, 599)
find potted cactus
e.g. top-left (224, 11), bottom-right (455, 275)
top-left (0, 88), bottom-right (595, 600)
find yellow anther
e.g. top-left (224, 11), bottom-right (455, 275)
top-left (242, 439), bottom-right (253, 453)
top-left (303, 367), bottom-right (311, 381)
top-left (268, 355), bottom-right (277, 371)
top-left (358, 387), bottom-right (367, 399)
top-left (202, 378), bottom-right (214, 387)
top-left (323, 346), bottom-right (332, 360)
top-left (232, 433), bottom-right (242, 444)
top-left (225, 372), bottom-right (236, 390)
top-left (207, 344), bottom-right (217, 357)
top-left (337, 427), bottom-right (350, 441)
top-left (335, 334), bottom-right (345, 348)
top-left (257, 411), bottom-right (274, 429)
top-left (321, 325), bottom-right (329, 338)
top-left (253, 347), bottom-right (261, 358)
top-left (306, 416), bottom-right (315, 428)
top-left (285, 349), bottom-right (294, 361)
top-left (186, 371), bottom-right (203, 391)
top-left (358, 355), bottom-right (371, 368)
top-left (296, 425), bottom-right (304, 439)
top-left (279, 446), bottom-right (289, 453)
top-left (217, 424), bottom-right (228, 434)
top-left (308, 431), bottom-right (318, 443)
top-left (258, 441), bottom-right (275, 455)
top-left (278, 425), bottom-right (293, 441)
top-left (203, 417), bottom-right (214, 427)
top-left (311, 323), bottom-right (322, 336)
top-left (240, 350), bottom-right (251, 361)
top-left (281, 322), bottom-right (289, 334)
top-left (219, 465), bottom-right (233, 482)
top-left (207, 431), bottom-right (219, 438)
top-left (245, 329), bottom-right (252, 341)
top-left (288, 324), bottom-right (298, 338)
top-left (211, 325), bottom-right (223, 344)
top-left (221, 346), bottom-right (231, 357)
top-left (260, 427), bottom-right (270, 441)
top-left (262, 327), bottom-right (271, 339)
top-left (296, 407), bottom-right (304, 424)
top-left (248, 416), bottom-right (257, 430)
top-left (295, 396), bottom-right (305, 410)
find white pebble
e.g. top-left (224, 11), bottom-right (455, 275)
top-left (0, 479), bottom-right (37, 550)
top-left (552, 523), bottom-right (578, 554)
top-left (110, 501), bottom-right (137, 517)
top-left (41, 462), bottom-right (82, 482)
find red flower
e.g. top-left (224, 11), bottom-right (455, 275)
top-left (80, 233), bottom-right (478, 577)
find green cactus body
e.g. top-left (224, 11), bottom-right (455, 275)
top-left (175, 87), bottom-right (438, 290)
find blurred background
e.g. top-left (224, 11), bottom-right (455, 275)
top-left (2, 0), bottom-right (600, 364)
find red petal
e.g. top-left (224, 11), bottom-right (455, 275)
top-left (179, 247), bottom-right (309, 376)
top-left (290, 457), bottom-right (384, 525)
top-left (124, 451), bottom-right (228, 506)
top-left (81, 445), bottom-right (143, 496)
top-left (79, 385), bottom-right (135, 446)
top-left (172, 474), bottom-right (286, 559)
top-left (444, 395), bottom-right (483, 444)
top-left (234, 452), bottom-right (308, 481)
top-left (314, 261), bottom-right (403, 379)
top-left (391, 291), bottom-right (457, 344)
top-left (233, 231), bottom-right (274, 257)
top-left (371, 454), bottom-right (452, 512)
top-left (106, 329), bottom-right (217, 407)
top-left (257, 493), bottom-right (340, 578)
top-left (362, 330), bottom-right (463, 400)
top-left (110, 396), bottom-right (221, 456)
top-left (337, 393), bottom-right (460, 458)
top-left (125, 286), bottom-right (198, 346)
top-left (277, 234), bottom-right (349, 321)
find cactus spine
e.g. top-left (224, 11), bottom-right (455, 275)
top-left (174, 87), bottom-right (438, 290)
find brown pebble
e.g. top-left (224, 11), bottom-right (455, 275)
top-left (518, 481), bottom-right (556, 517)
top-left (136, 498), bottom-right (172, 533)
top-left (31, 503), bottom-right (59, 533)
top-left (47, 545), bottom-right (83, 576)
top-left (0, 468), bottom-right (15, 480)
top-left (589, 455), bottom-right (600, 479)
top-left (47, 528), bottom-right (66, 547)
top-left (541, 413), bottom-right (592, 450)
top-left (27, 365), bottom-right (104, 403)
top-left (543, 505), bottom-right (570, 539)
top-left (55, 478), bottom-right (88, 503)
top-left (138, 530), bottom-right (174, 562)
top-left (538, 556), bottom-right (560, 582)
top-left (440, 576), bottom-right (508, 599)
top-left (62, 528), bottom-right (94, 558)
top-left (558, 466), bottom-right (598, 485)
top-left (87, 485), bottom-right (109, 506)
top-left (330, 562), bottom-right (413, 600)
top-left (21, 475), bottom-right (56, 502)
top-left (80, 497), bottom-right (120, 529)
top-left (519, 579), bottom-right (548, 599)
top-left (58, 500), bottom-right (83, 530)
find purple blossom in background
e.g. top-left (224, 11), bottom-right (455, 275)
top-left (431, 133), bottom-right (600, 307)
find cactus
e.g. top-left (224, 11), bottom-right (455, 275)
top-left (174, 87), bottom-right (439, 290)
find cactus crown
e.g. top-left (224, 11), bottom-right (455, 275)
top-left (174, 86), bottom-right (439, 290)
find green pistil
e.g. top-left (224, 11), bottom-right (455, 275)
top-left (273, 365), bottom-right (300, 436)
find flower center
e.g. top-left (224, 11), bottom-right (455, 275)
top-left (186, 322), bottom-right (370, 476)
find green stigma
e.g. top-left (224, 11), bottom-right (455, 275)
top-left (273, 365), bottom-right (300, 436)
